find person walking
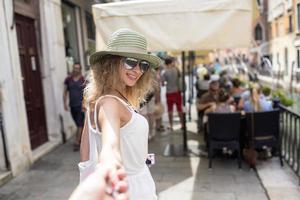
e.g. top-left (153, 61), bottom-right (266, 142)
top-left (161, 56), bottom-right (184, 130)
top-left (79, 28), bottom-right (160, 200)
top-left (63, 63), bottom-right (85, 151)
top-left (154, 66), bottom-right (165, 132)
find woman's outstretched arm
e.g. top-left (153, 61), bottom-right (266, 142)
top-left (96, 97), bottom-right (127, 190)
top-left (80, 117), bottom-right (89, 161)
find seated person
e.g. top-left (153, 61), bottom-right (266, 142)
top-left (230, 78), bottom-right (244, 107)
top-left (196, 75), bottom-right (219, 112)
top-left (195, 73), bottom-right (210, 98)
top-left (241, 85), bottom-right (272, 112)
top-left (196, 75), bottom-right (219, 135)
top-left (204, 89), bottom-right (236, 155)
top-left (209, 89), bottom-right (235, 113)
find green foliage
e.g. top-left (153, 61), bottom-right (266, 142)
top-left (240, 80), bottom-right (248, 88)
top-left (261, 86), bottom-right (271, 97)
top-left (272, 89), bottom-right (294, 107)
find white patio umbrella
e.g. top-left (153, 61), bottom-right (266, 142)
top-left (93, 0), bottom-right (254, 51)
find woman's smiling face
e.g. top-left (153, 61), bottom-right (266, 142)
top-left (119, 59), bottom-right (144, 87)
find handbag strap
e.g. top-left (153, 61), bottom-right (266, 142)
top-left (87, 106), bottom-right (99, 161)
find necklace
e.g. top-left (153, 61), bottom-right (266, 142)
top-left (115, 90), bottom-right (138, 113)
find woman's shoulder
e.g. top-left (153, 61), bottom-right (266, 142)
top-left (97, 94), bottom-right (133, 113)
top-left (97, 95), bottom-right (123, 106)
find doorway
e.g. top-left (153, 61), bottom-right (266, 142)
top-left (15, 14), bottom-right (48, 149)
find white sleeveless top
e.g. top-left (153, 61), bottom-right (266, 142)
top-left (78, 95), bottom-right (157, 200)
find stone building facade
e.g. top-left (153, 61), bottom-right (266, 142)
top-left (0, 0), bottom-right (95, 183)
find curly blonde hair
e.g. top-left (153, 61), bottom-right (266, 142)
top-left (84, 55), bottom-right (157, 109)
top-left (249, 84), bottom-right (262, 112)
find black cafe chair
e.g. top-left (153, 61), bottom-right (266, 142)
top-left (207, 112), bottom-right (242, 169)
top-left (246, 109), bottom-right (283, 166)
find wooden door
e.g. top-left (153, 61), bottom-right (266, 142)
top-left (15, 14), bottom-right (48, 149)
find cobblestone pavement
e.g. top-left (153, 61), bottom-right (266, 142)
top-left (0, 116), bottom-right (269, 200)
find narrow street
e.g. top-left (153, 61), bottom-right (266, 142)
top-left (1, 1), bottom-right (300, 200)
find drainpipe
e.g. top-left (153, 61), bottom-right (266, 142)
top-left (289, 61), bottom-right (295, 93)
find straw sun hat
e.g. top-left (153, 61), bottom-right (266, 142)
top-left (89, 28), bottom-right (161, 69)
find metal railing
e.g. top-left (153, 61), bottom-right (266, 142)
top-left (278, 104), bottom-right (300, 185)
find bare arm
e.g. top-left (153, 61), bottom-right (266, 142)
top-left (80, 117), bottom-right (89, 162)
top-left (97, 98), bottom-right (123, 168)
top-left (196, 99), bottom-right (215, 111)
top-left (204, 104), bottom-right (216, 114)
top-left (63, 85), bottom-right (69, 111)
top-left (238, 98), bottom-right (244, 110)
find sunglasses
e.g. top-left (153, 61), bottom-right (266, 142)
top-left (123, 57), bottom-right (150, 73)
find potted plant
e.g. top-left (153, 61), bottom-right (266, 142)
top-left (272, 89), bottom-right (294, 107)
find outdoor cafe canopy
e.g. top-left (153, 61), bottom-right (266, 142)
top-left (92, 0), bottom-right (255, 52)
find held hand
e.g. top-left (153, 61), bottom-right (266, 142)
top-left (101, 162), bottom-right (129, 200)
top-left (105, 165), bottom-right (128, 200)
top-left (99, 152), bottom-right (128, 198)
top-left (69, 164), bottom-right (128, 200)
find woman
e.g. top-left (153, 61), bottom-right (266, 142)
top-left (79, 28), bottom-right (161, 200)
top-left (214, 89), bottom-right (235, 113)
top-left (230, 78), bottom-right (244, 108)
top-left (242, 85), bottom-right (272, 112)
top-left (203, 89), bottom-right (235, 116)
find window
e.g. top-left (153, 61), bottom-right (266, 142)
top-left (275, 21), bottom-right (279, 37)
top-left (256, 0), bottom-right (263, 12)
top-left (297, 49), bottom-right (300, 68)
top-left (297, 4), bottom-right (300, 31)
top-left (85, 12), bottom-right (95, 40)
top-left (62, 2), bottom-right (80, 72)
top-left (284, 48), bottom-right (288, 75)
top-left (288, 15), bottom-right (293, 33)
top-left (255, 24), bottom-right (263, 41)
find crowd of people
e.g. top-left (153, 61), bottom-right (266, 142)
top-left (195, 62), bottom-right (273, 117)
top-left (195, 60), bottom-right (274, 155)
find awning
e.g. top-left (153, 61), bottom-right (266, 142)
top-left (92, 0), bottom-right (254, 51)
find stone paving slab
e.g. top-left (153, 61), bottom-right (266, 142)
top-left (256, 158), bottom-right (300, 200)
top-left (0, 141), bottom-right (79, 200)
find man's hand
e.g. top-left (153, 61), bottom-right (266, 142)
top-left (69, 164), bottom-right (128, 200)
